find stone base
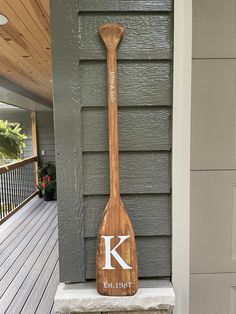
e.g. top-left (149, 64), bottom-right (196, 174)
top-left (101, 312), bottom-right (172, 314)
top-left (54, 280), bottom-right (175, 314)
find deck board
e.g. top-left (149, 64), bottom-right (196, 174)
top-left (0, 198), bottom-right (59, 314)
top-left (0, 201), bottom-right (55, 263)
top-left (0, 203), bottom-right (56, 277)
top-left (35, 262), bottom-right (59, 314)
top-left (0, 215), bottom-right (57, 299)
top-left (0, 198), bottom-right (42, 243)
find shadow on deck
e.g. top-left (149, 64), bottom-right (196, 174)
top-left (0, 197), bottom-right (59, 314)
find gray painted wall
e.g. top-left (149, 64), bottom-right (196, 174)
top-left (51, 0), bottom-right (173, 282)
top-left (37, 112), bottom-right (55, 165)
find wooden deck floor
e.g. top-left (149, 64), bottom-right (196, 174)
top-left (0, 197), bottom-right (59, 314)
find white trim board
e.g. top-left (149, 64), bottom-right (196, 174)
top-left (172, 0), bottom-right (192, 314)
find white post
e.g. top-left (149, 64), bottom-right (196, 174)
top-left (172, 0), bottom-right (192, 313)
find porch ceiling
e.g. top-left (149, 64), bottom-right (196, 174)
top-left (0, 0), bottom-right (52, 104)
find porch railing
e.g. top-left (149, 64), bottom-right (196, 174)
top-left (0, 156), bottom-right (38, 224)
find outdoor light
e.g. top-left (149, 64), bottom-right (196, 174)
top-left (0, 14), bottom-right (9, 25)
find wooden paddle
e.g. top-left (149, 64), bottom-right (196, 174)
top-left (96, 23), bottom-right (138, 296)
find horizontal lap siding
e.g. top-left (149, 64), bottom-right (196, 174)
top-left (80, 62), bottom-right (172, 107)
top-left (85, 237), bottom-right (171, 279)
top-left (82, 107), bottom-right (171, 151)
top-left (50, 0), bottom-right (173, 282)
top-left (84, 194), bottom-right (171, 237)
top-left (83, 152), bottom-right (170, 194)
top-left (36, 112), bottom-right (55, 164)
top-left (77, 0), bottom-right (172, 12)
top-left (78, 0), bottom-right (173, 280)
top-left (78, 14), bottom-right (172, 60)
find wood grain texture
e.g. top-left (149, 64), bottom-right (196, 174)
top-left (80, 61), bottom-right (172, 107)
top-left (50, 0), bottom-right (84, 283)
top-left (96, 23), bottom-right (138, 296)
top-left (79, 14), bottom-right (172, 60)
top-left (0, 0), bottom-right (52, 101)
top-left (83, 152), bottom-right (170, 195)
top-left (82, 107), bottom-right (171, 152)
top-left (0, 76), bottom-right (52, 108)
top-left (78, 0), bottom-right (172, 12)
top-left (84, 194), bottom-right (171, 237)
top-left (86, 237), bottom-right (171, 279)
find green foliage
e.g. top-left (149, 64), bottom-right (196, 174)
top-left (0, 120), bottom-right (27, 160)
top-left (37, 161), bottom-right (56, 193)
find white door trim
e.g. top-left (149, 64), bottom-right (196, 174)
top-left (172, 0), bottom-right (192, 313)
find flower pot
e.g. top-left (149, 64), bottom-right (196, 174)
top-left (43, 191), bottom-right (54, 201)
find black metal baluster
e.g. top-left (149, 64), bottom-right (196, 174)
top-left (24, 165), bottom-right (26, 200)
top-left (17, 167), bottom-right (21, 205)
top-left (27, 164), bottom-right (30, 197)
top-left (17, 168), bottom-right (22, 205)
top-left (3, 173), bottom-right (8, 216)
top-left (32, 163), bottom-right (35, 194)
top-left (20, 166), bottom-right (24, 204)
top-left (7, 172), bottom-right (11, 214)
top-left (12, 169), bottom-right (16, 208)
top-left (25, 165), bottom-right (28, 199)
top-left (11, 170), bottom-right (15, 210)
top-left (8, 170), bottom-right (12, 213)
top-left (15, 168), bottom-right (19, 207)
top-left (0, 158), bottom-right (39, 222)
top-left (1, 175), bottom-right (5, 218)
top-left (0, 175), bottom-right (3, 220)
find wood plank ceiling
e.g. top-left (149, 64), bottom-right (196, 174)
top-left (0, 0), bottom-right (52, 103)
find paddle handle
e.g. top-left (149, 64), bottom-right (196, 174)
top-left (99, 24), bottom-right (124, 200)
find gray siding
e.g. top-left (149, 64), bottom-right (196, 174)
top-left (37, 112), bottom-right (55, 165)
top-left (51, 0), bottom-right (173, 282)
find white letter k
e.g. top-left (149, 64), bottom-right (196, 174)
top-left (102, 235), bottom-right (132, 270)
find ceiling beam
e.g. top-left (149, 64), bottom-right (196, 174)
top-left (0, 76), bottom-right (53, 109)
top-left (0, 82), bottom-right (52, 111)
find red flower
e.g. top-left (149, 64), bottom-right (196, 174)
top-left (42, 182), bottom-right (47, 189)
top-left (48, 175), bottom-right (52, 182)
top-left (35, 184), bottom-right (38, 189)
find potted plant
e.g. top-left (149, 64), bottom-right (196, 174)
top-left (36, 162), bottom-right (56, 201)
top-left (41, 175), bottom-right (56, 201)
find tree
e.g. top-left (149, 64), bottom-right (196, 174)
top-left (0, 120), bottom-right (27, 160)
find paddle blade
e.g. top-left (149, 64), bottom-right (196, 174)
top-left (96, 198), bottom-right (138, 296)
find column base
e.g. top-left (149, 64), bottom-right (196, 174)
top-left (54, 279), bottom-right (175, 314)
